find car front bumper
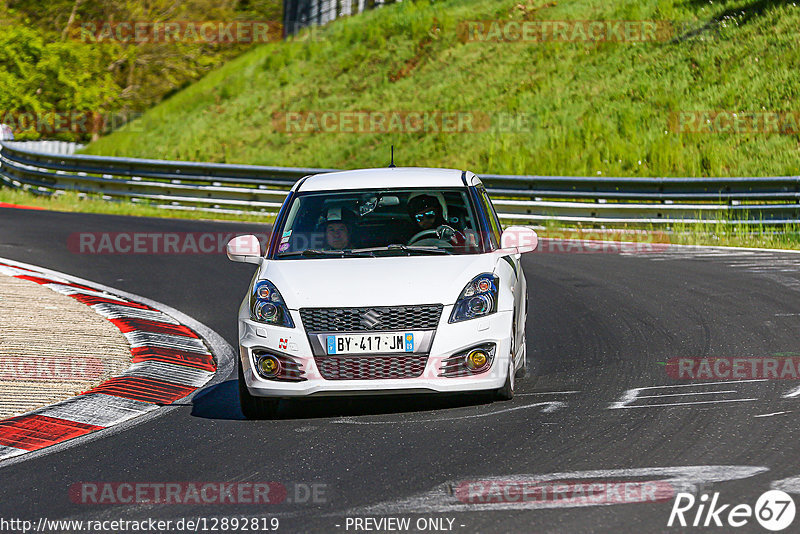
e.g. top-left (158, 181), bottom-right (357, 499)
top-left (238, 305), bottom-right (514, 398)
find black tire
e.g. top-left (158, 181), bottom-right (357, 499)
top-left (515, 333), bottom-right (528, 379)
top-left (495, 358), bottom-right (515, 401)
top-left (516, 297), bottom-right (531, 380)
top-left (495, 320), bottom-right (516, 401)
top-left (238, 358), bottom-right (280, 419)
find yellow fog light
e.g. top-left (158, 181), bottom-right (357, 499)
top-left (466, 349), bottom-right (488, 371)
top-left (257, 354), bottom-right (281, 378)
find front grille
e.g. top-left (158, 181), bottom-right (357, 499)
top-left (315, 355), bottom-right (428, 380)
top-left (300, 305), bottom-right (443, 332)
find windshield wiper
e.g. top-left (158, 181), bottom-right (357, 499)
top-left (351, 244), bottom-right (451, 255)
top-left (279, 249), bottom-right (374, 258)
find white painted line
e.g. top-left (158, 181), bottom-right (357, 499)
top-left (659, 243), bottom-right (800, 255)
top-left (540, 402), bottom-right (564, 413)
top-left (773, 475), bottom-right (800, 494)
top-left (32, 393), bottom-right (159, 427)
top-left (725, 259), bottom-right (787, 264)
top-left (330, 401), bottom-right (566, 425)
top-left (0, 265), bottom-right (40, 277)
top-left (45, 283), bottom-right (128, 302)
top-left (91, 302), bottom-right (179, 324)
top-left (0, 445), bottom-right (27, 460)
top-left (782, 385), bottom-right (800, 398)
top-left (343, 466), bottom-right (769, 514)
top-left (685, 253), bottom-right (752, 258)
top-left (734, 262), bottom-right (800, 268)
top-left (754, 411), bottom-right (790, 418)
top-left (614, 398), bottom-right (757, 409)
top-left (636, 390), bottom-right (737, 399)
top-left (638, 380), bottom-right (767, 389)
top-left (123, 331), bottom-right (209, 354)
top-left (609, 380), bottom-right (766, 409)
top-left (120, 361), bottom-right (214, 388)
top-left (517, 390), bottom-right (580, 396)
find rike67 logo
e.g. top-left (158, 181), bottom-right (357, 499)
top-left (668, 490), bottom-right (796, 531)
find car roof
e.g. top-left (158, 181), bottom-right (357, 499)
top-left (293, 167), bottom-right (482, 192)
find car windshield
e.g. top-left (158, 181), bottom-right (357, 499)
top-left (273, 188), bottom-right (485, 258)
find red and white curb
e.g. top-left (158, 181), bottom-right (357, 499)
top-left (0, 257), bottom-right (234, 463)
top-left (0, 202), bottom-right (44, 210)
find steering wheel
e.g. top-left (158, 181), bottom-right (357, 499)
top-left (408, 225), bottom-right (461, 246)
top-left (436, 225), bottom-right (458, 240)
top-left (407, 229), bottom-right (440, 245)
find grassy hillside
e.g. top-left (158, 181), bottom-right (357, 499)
top-left (84, 0), bottom-right (800, 178)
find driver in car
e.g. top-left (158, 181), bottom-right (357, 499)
top-left (324, 207), bottom-right (355, 250)
top-left (408, 194), bottom-right (446, 232)
top-left (406, 194), bottom-right (466, 248)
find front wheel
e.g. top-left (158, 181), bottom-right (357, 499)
top-left (515, 333), bottom-right (528, 379)
top-left (495, 324), bottom-right (516, 401)
top-left (495, 357), bottom-right (515, 401)
top-left (238, 358), bottom-right (280, 419)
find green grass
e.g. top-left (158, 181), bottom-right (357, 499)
top-left (82, 0), bottom-right (800, 178)
top-left (532, 217), bottom-right (800, 250)
top-left (0, 186), bottom-right (274, 223)
top-left (668, 221), bottom-right (800, 249)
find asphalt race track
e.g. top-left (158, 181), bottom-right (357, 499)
top-left (3, 207), bottom-right (800, 533)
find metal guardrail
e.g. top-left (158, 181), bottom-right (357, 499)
top-left (1, 141), bottom-right (84, 156)
top-left (283, 0), bottom-right (398, 37)
top-left (2, 141), bottom-right (799, 224)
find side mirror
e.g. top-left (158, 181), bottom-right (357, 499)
top-left (227, 235), bottom-right (263, 264)
top-left (499, 226), bottom-right (538, 254)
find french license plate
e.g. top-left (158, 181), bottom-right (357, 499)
top-left (326, 333), bottom-right (414, 355)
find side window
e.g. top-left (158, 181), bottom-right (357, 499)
top-left (479, 187), bottom-right (502, 248)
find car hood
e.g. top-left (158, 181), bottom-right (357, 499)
top-left (259, 254), bottom-right (498, 309)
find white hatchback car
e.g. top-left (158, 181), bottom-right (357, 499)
top-left (227, 167), bottom-right (538, 418)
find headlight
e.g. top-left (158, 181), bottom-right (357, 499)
top-left (250, 280), bottom-right (295, 328)
top-left (449, 273), bottom-right (499, 323)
